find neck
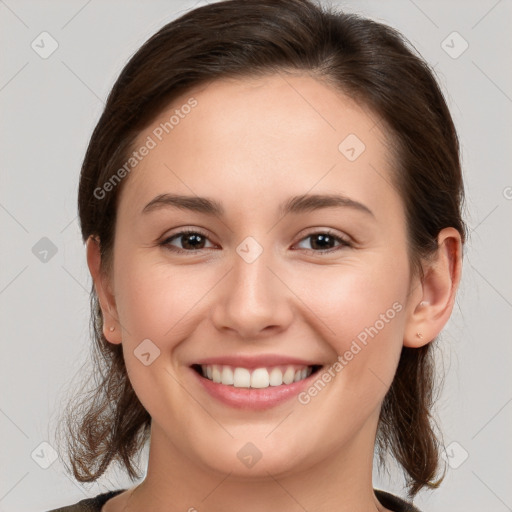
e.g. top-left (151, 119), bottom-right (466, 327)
top-left (125, 409), bottom-right (389, 512)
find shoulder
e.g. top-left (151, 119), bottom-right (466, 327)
top-left (374, 488), bottom-right (422, 512)
top-left (45, 489), bottom-right (126, 512)
top-left (46, 488), bottom-right (419, 512)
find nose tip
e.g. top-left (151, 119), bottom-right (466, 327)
top-left (210, 249), bottom-right (293, 339)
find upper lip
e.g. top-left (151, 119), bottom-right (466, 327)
top-left (191, 354), bottom-right (322, 369)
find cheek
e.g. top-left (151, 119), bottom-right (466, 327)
top-left (297, 254), bottom-right (409, 395)
top-left (111, 253), bottom-right (206, 418)
top-left (300, 253), bottom-right (409, 336)
top-left (114, 261), bottom-right (200, 339)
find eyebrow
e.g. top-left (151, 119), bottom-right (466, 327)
top-left (142, 193), bottom-right (374, 218)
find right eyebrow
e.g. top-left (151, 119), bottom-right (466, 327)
top-left (142, 194), bottom-right (224, 216)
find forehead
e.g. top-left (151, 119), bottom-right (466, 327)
top-left (118, 73), bottom-right (398, 221)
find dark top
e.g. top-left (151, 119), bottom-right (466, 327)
top-left (46, 488), bottom-right (421, 511)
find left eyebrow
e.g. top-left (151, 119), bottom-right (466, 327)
top-left (141, 192), bottom-right (374, 218)
top-left (278, 193), bottom-right (374, 218)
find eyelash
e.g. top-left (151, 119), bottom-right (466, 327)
top-left (159, 228), bottom-right (352, 255)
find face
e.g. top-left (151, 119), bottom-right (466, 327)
top-left (100, 73), bottom-right (419, 478)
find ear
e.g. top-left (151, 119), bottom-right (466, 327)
top-left (403, 227), bottom-right (463, 348)
top-left (86, 235), bottom-right (122, 345)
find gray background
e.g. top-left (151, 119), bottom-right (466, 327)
top-left (1, 0), bottom-right (511, 510)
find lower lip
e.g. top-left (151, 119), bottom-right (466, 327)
top-left (191, 367), bottom-right (319, 410)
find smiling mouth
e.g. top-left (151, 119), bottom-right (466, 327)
top-left (191, 364), bottom-right (323, 389)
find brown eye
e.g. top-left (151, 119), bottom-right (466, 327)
top-left (295, 230), bottom-right (351, 253)
top-left (161, 230), bottom-right (214, 253)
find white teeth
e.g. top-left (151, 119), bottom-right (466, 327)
top-left (250, 368), bottom-right (269, 388)
top-left (233, 367), bottom-right (251, 387)
top-left (269, 367), bottom-right (283, 386)
top-left (283, 366), bottom-right (295, 385)
top-left (221, 365), bottom-right (234, 385)
top-left (212, 366), bottom-right (222, 383)
top-left (199, 364), bottom-right (314, 388)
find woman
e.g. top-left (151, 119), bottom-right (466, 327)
top-left (50, 0), bottom-right (465, 510)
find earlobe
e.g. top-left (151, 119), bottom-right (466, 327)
top-left (403, 227), bottom-right (462, 348)
top-left (85, 236), bottom-right (122, 345)
top-left (403, 300), bottom-right (431, 348)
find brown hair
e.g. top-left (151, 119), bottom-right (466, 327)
top-left (56, 0), bottom-right (466, 500)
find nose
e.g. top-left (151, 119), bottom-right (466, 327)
top-left (210, 243), bottom-right (294, 339)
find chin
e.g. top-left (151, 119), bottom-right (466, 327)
top-left (191, 434), bottom-right (317, 481)
top-left (207, 453), bottom-right (300, 480)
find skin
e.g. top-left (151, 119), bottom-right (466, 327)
top-left (87, 73), bottom-right (462, 512)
